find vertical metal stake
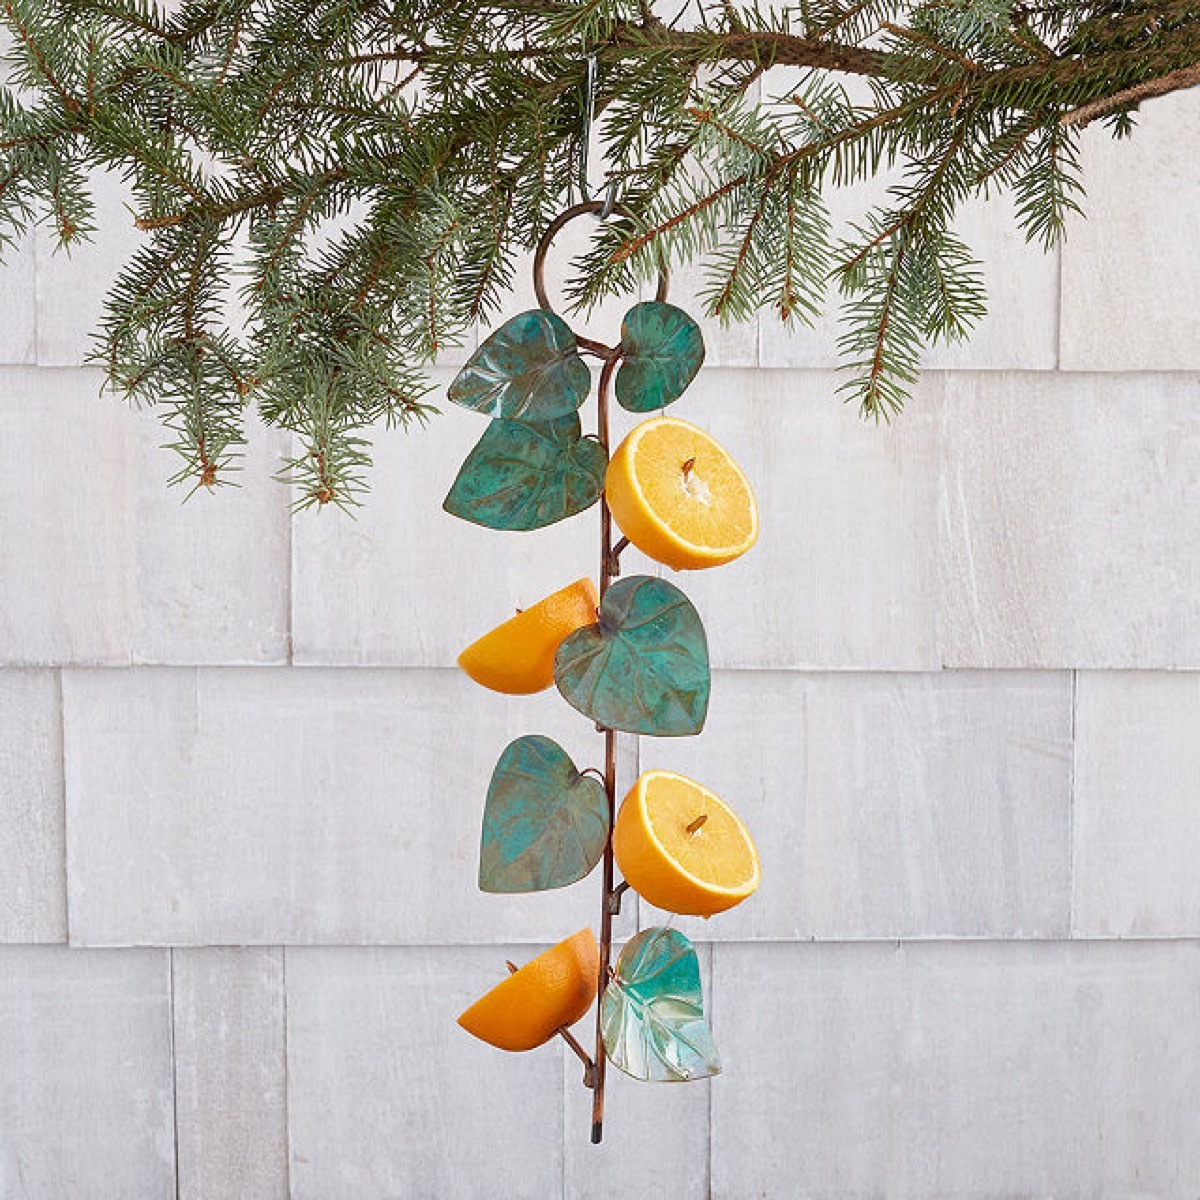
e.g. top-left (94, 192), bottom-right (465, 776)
top-left (529, 202), bottom-right (670, 1144)
top-left (591, 351), bottom-right (621, 1144)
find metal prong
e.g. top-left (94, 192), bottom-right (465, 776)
top-left (600, 176), bottom-right (619, 221)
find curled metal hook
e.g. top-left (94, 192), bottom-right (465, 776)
top-left (531, 201), bottom-right (670, 356)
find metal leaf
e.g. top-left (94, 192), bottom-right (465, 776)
top-left (443, 414), bottom-right (607, 531)
top-left (479, 735), bottom-right (609, 893)
top-left (601, 927), bottom-right (720, 1083)
top-left (448, 310), bottom-right (591, 421)
top-left (615, 301), bottom-right (705, 413)
top-left (553, 575), bottom-right (709, 736)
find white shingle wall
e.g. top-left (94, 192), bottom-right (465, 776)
top-left (0, 88), bottom-right (1198, 1196)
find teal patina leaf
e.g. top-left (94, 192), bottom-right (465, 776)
top-left (601, 927), bottom-right (721, 1083)
top-left (448, 310), bottom-right (591, 421)
top-left (443, 414), bottom-right (607, 530)
top-left (614, 301), bottom-right (705, 413)
top-left (479, 735), bottom-right (608, 894)
top-left (553, 574), bottom-right (709, 736)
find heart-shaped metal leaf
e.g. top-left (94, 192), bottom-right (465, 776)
top-left (448, 310), bottom-right (591, 421)
top-left (443, 414), bottom-right (607, 531)
top-left (479, 735), bottom-right (609, 893)
top-left (553, 575), bottom-right (709, 736)
top-left (615, 301), bottom-right (705, 413)
top-left (601, 926), bottom-right (720, 1083)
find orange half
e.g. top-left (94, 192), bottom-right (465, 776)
top-left (604, 417), bottom-right (758, 570)
top-left (613, 770), bottom-right (760, 917)
top-left (457, 577), bottom-right (598, 694)
top-left (457, 929), bottom-right (600, 1052)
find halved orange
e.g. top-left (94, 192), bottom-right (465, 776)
top-left (613, 771), bottom-right (760, 917)
top-left (457, 577), bottom-right (599, 694)
top-left (457, 928), bottom-right (600, 1052)
top-left (604, 417), bottom-right (758, 570)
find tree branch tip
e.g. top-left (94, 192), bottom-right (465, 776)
top-left (1060, 63), bottom-right (1200, 130)
top-left (135, 214), bottom-right (184, 230)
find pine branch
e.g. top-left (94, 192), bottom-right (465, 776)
top-left (0, 0), bottom-right (1194, 500)
top-left (1060, 61), bottom-right (1200, 127)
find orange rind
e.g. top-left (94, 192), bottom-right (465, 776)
top-left (457, 578), bottom-right (598, 694)
top-left (457, 928), bottom-right (600, 1052)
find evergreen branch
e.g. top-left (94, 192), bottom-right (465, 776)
top-left (686, 105), bottom-right (768, 155)
top-left (868, 236), bottom-right (907, 403)
top-left (881, 20), bottom-right (982, 72)
top-left (628, 25), bottom-right (890, 77)
top-left (133, 171), bottom-right (348, 230)
top-left (708, 180), bottom-right (772, 318)
top-left (0, 0), bottom-right (1193, 500)
top-left (2, 0), bottom-right (82, 113)
top-left (612, 176), bottom-right (745, 262)
top-left (1060, 61), bottom-right (1200, 127)
top-left (837, 113), bottom-right (975, 415)
top-left (811, 0), bottom-right (883, 41)
top-left (779, 166), bottom-right (804, 321)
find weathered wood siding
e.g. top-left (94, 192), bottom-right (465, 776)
top-left (1, 88), bottom-right (1198, 1199)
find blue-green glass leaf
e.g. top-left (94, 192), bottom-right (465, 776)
top-left (553, 575), bottom-right (709, 736)
top-left (615, 301), bottom-right (705, 413)
top-left (443, 414), bottom-right (607, 531)
top-left (448, 310), bottom-right (591, 421)
top-left (479, 735), bottom-right (608, 893)
top-left (601, 927), bottom-right (720, 1083)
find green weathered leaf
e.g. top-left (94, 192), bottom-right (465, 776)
top-left (615, 301), bottom-right (705, 413)
top-left (443, 414), bottom-right (607, 530)
top-left (553, 575), bottom-right (709, 736)
top-left (479, 735), bottom-right (608, 894)
top-left (601, 927), bottom-right (720, 1083)
top-left (448, 310), bottom-right (591, 421)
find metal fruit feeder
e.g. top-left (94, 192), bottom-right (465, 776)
top-left (446, 200), bottom-right (757, 1144)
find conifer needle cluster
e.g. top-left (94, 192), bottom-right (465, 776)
top-left (1, 1), bottom-right (1195, 503)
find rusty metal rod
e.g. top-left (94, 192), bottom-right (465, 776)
top-left (607, 880), bottom-right (629, 914)
top-left (528, 201), bottom-right (670, 1145)
top-left (591, 349), bottom-right (621, 1145)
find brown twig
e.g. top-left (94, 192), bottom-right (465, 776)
top-left (616, 80), bottom-right (966, 267)
top-left (710, 181), bottom-right (772, 318)
top-left (216, 17), bottom-right (242, 87)
top-left (2, 0), bottom-right (80, 112)
top-left (686, 106), bottom-right (767, 155)
top-left (1060, 62), bottom-right (1200, 129)
top-left (637, 26), bottom-right (888, 77)
top-left (881, 21), bottom-right (981, 73)
top-left (810, 0), bottom-right (877, 41)
top-left (864, 234), bottom-right (908, 411)
top-left (611, 176), bottom-right (743, 263)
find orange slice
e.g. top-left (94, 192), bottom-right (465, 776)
top-left (604, 417), bottom-right (758, 570)
top-left (457, 928), bottom-right (600, 1052)
top-left (613, 770), bottom-right (760, 917)
top-left (457, 577), bottom-right (599, 694)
